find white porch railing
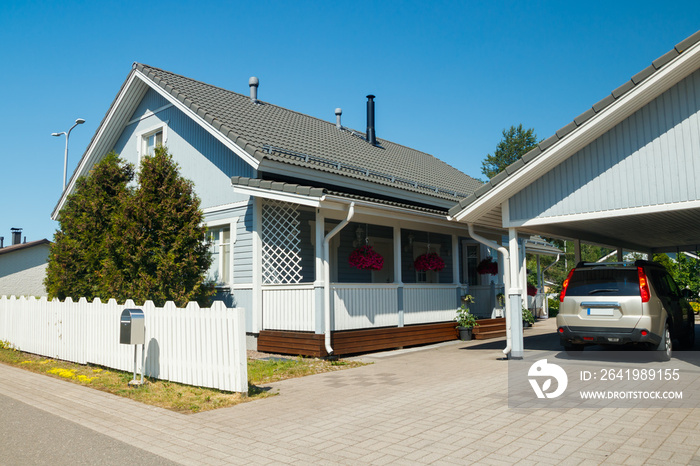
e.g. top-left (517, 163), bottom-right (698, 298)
top-left (0, 295), bottom-right (248, 393)
top-left (262, 285), bottom-right (315, 331)
top-left (332, 284), bottom-right (399, 330)
top-left (403, 285), bottom-right (460, 325)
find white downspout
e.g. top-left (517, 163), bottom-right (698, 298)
top-left (323, 202), bottom-right (355, 355)
top-left (467, 224), bottom-right (512, 357)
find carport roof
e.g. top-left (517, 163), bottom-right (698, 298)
top-left (449, 29), bottom-right (700, 254)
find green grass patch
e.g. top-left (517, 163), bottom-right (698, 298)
top-left (0, 346), bottom-right (366, 413)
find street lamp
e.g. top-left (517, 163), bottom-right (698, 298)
top-left (52, 118), bottom-right (85, 191)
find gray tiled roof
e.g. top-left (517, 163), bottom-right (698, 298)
top-left (448, 29), bottom-right (700, 218)
top-left (0, 239), bottom-right (50, 256)
top-left (230, 176), bottom-right (447, 215)
top-left (135, 64), bottom-right (483, 201)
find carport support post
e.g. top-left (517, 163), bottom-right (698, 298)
top-left (574, 239), bottom-right (581, 265)
top-left (617, 249), bottom-right (624, 262)
top-left (508, 228), bottom-right (524, 359)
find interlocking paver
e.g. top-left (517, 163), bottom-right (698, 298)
top-left (2, 320), bottom-right (699, 464)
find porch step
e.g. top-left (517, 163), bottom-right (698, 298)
top-left (472, 318), bottom-right (506, 340)
top-left (474, 330), bottom-right (507, 340)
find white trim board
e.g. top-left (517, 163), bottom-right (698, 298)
top-left (508, 199), bottom-right (700, 228)
top-left (133, 69), bottom-right (261, 171)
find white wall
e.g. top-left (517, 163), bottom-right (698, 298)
top-left (0, 243), bottom-right (50, 297)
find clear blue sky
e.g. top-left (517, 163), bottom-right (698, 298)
top-left (2, 1), bottom-right (699, 242)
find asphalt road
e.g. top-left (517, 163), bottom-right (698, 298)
top-left (0, 393), bottom-right (178, 466)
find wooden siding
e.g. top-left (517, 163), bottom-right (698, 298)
top-left (510, 68), bottom-right (700, 222)
top-left (112, 88), bottom-right (256, 211)
top-left (262, 286), bottom-right (315, 331)
top-left (332, 285), bottom-right (399, 330)
top-left (258, 322), bottom-right (458, 357)
top-left (403, 285), bottom-right (459, 324)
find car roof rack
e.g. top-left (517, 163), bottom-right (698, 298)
top-left (575, 260), bottom-right (661, 268)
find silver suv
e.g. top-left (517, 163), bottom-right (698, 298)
top-left (556, 260), bottom-right (695, 359)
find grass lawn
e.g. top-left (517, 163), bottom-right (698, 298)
top-left (0, 340), bottom-right (366, 413)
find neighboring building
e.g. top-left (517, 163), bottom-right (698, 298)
top-left (51, 63), bottom-right (507, 356)
top-left (0, 229), bottom-right (50, 297)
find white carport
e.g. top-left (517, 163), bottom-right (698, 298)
top-left (449, 30), bottom-right (700, 358)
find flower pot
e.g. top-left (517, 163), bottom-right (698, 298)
top-left (457, 327), bottom-right (473, 341)
top-left (523, 321), bottom-right (532, 328)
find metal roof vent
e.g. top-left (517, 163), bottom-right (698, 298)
top-left (249, 77), bottom-right (259, 103)
top-left (335, 108), bottom-right (342, 129)
top-left (366, 95), bottom-right (377, 146)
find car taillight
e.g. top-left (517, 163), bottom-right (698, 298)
top-left (638, 267), bottom-right (650, 303)
top-left (560, 268), bottom-right (575, 302)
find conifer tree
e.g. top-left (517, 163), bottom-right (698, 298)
top-left (481, 124), bottom-right (539, 179)
top-left (45, 152), bottom-right (134, 300)
top-left (102, 146), bottom-right (213, 307)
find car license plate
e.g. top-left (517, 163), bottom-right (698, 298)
top-left (588, 308), bottom-right (614, 316)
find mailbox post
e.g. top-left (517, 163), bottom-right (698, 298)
top-left (120, 309), bottom-right (145, 386)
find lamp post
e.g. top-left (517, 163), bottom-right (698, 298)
top-left (52, 118), bottom-right (85, 191)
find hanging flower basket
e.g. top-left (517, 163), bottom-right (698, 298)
top-left (527, 284), bottom-right (538, 296)
top-left (348, 245), bottom-right (384, 271)
top-left (476, 257), bottom-right (498, 275)
top-left (414, 252), bottom-right (445, 272)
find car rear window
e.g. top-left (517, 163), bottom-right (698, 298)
top-left (566, 268), bottom-right (640, 297)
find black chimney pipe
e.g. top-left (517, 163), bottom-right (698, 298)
top-left (11, 228), bottom-right (21, 246)
top-left (366, 95), bottom-right (377, 146)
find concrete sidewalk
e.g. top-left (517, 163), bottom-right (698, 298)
top-left (1, 320), bottom-right (699, 465)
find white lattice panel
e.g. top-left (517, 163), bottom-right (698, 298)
top-left (261, 200), bottom-right (303, 284)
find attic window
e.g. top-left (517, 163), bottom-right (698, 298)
top-left (143, 130), bottom-right (162, 156)
top-left (136, 121), bottom-right (169, 163)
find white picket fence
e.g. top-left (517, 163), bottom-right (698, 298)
top-left (0, 295), bottom-right (248, 393)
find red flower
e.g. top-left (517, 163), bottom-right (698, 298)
top-left (349, 245), bottom-right (384, 271)
top-left (476, 257), bottom-right (498, 275)
top-left (414, 253), bottom-right (445, 272)
top-left (527, 284), bottom-right (538, 296)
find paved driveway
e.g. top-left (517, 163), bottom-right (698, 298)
top-left (1, 320), bottom-right (699, 465)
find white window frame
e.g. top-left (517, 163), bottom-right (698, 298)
top-left (136, 121), bottom-right (169, 164)
top-left (207, 217), bottom-right (238, 288)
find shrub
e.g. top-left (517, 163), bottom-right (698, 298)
top-left (690, 302), bottom-right (700, 314)
top-left (548, 298), bottom-right (560, 318)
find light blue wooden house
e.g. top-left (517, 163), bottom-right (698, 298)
top-left (52, 64), bottom-right (506, 356)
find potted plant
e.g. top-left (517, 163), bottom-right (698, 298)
top-left (522, 307), bottom-right (535, 327)
top-left (455, 295), bottom-right (478, 341)
top-left (496, 293), bottom-right (505, 308)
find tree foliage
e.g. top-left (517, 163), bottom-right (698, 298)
top-left (45, 152), bottom-right (133, 300)
top-left (46, 148), bottom-right (213, 307)
top-left (481, 124), bottom-right (539, 179)
top-left (653, 252), bottom-right (700, 298)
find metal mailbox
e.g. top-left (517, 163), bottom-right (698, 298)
top-left (120, 308), bottom-right (145, 345)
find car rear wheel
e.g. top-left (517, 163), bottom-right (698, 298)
top-left (656, 322), bottom-right (672, 361)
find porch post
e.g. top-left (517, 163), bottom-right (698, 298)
top-left (574, 239), bottom-right (581, 265)
top-left (617, 248), bottom-right (624, 262)
top-left (394, 226), bottom-right (404, 327)
top-left (314, 210), bottom-right (326, 334)
top-left (520, 239), bottom-right (528, 311)
top-left (508, 228), bottom-right (524, 359)
top-left (252, 198), bottom-right (263, 333)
